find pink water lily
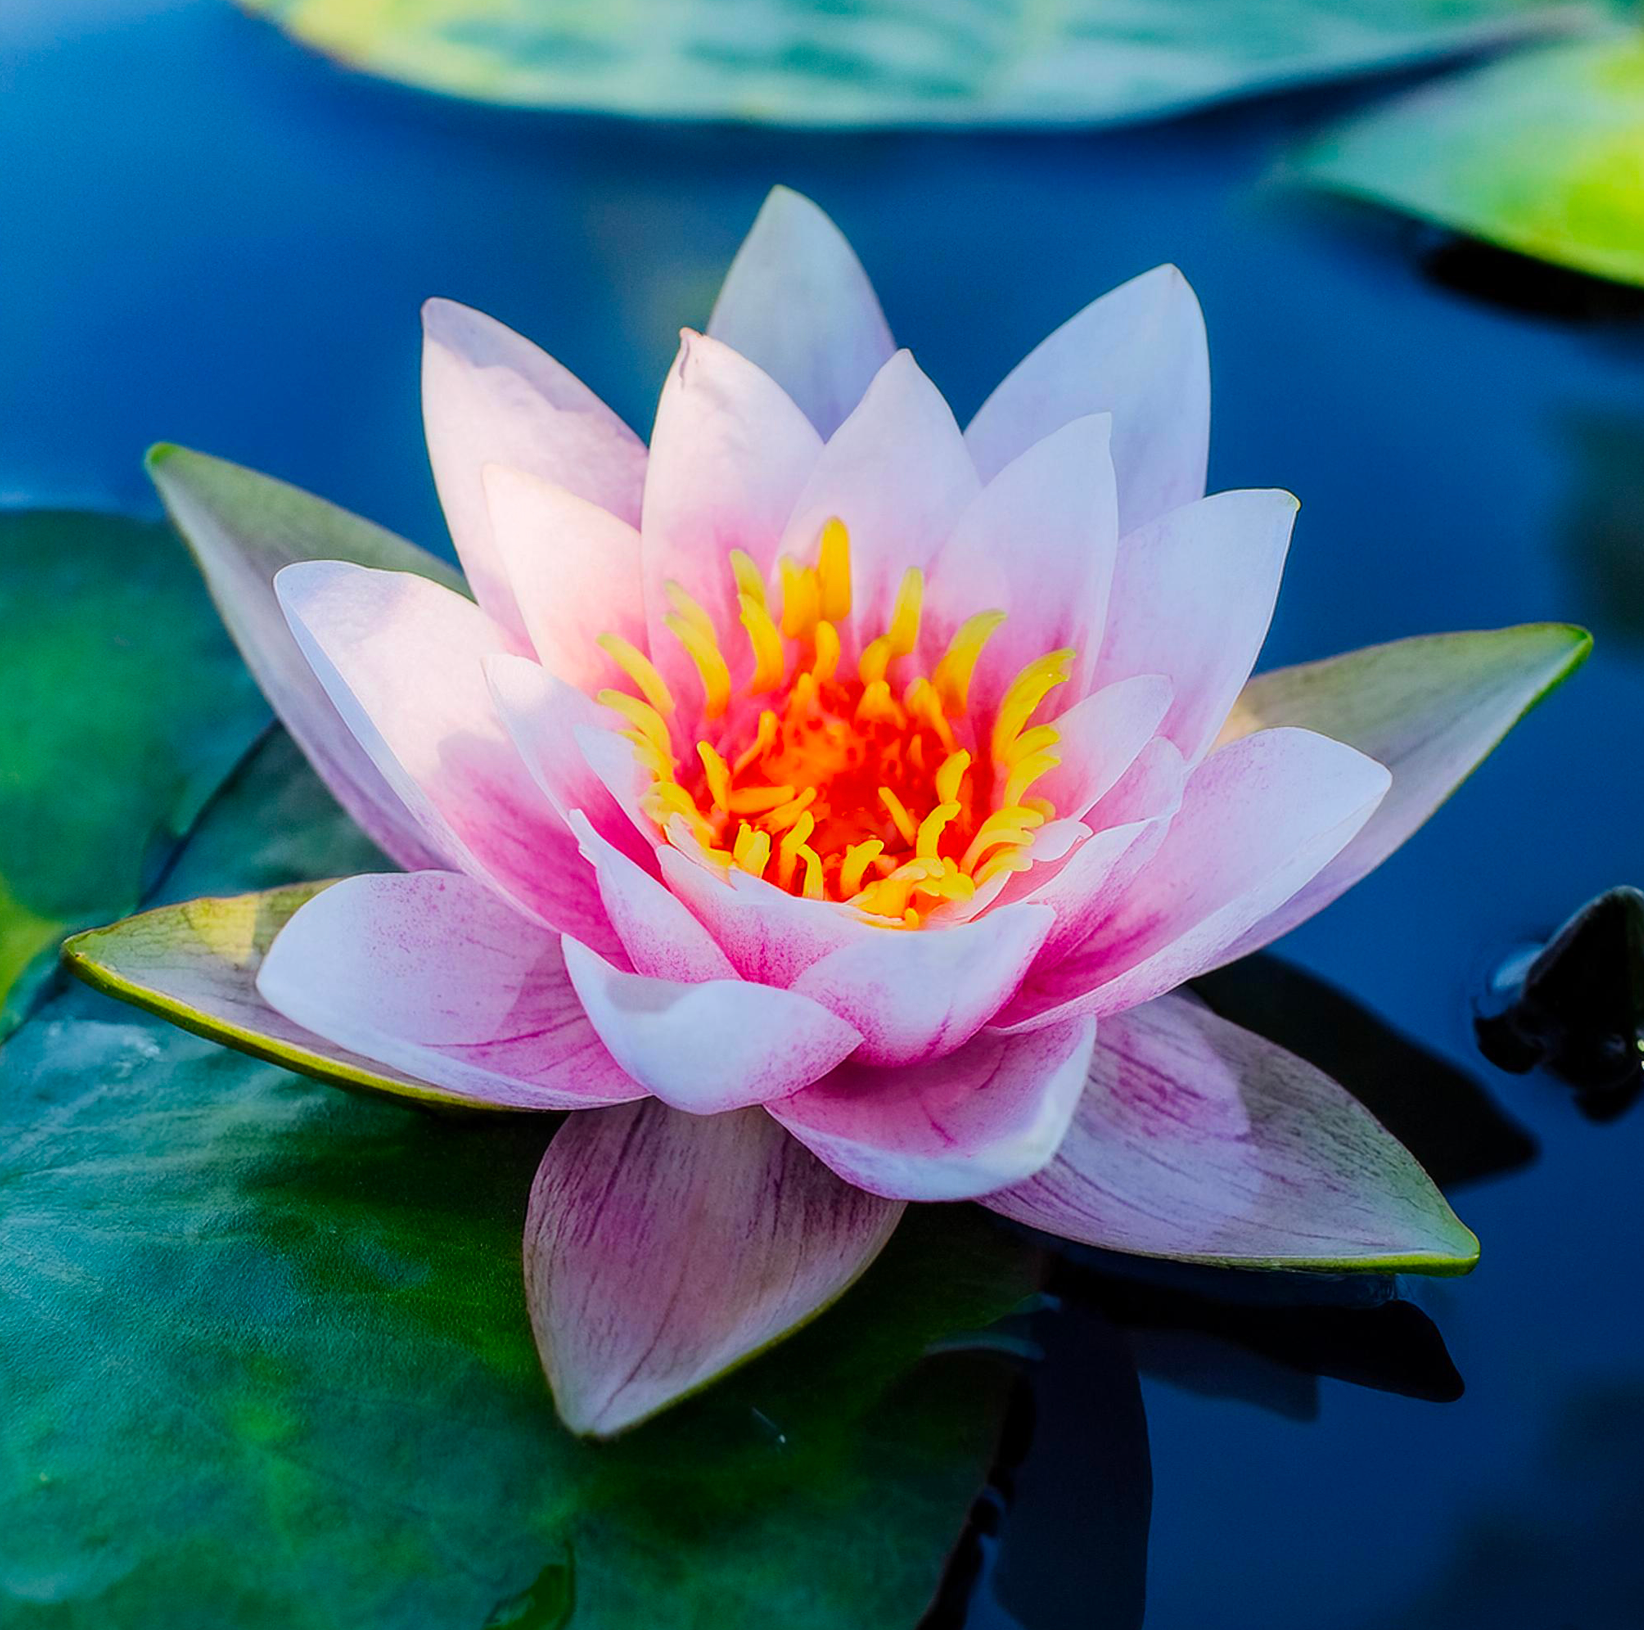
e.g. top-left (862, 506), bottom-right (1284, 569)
top-left (80, 188), bottom-right (1587, 1437)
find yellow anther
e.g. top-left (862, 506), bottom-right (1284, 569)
top-left (729, 549), bottom-right (767, 610)
top-left (763, 788), bottom-right (818, 832)
top-left (704, 845), bottom-right (737, 867)
top-left (888, 568), bottom-right (924, 656)
top-left (1003, 751), bottom-right (1061, 811)
top-left (733, 822), bottom-right (772, 879)
top-left (817, 518), bottom-right (852, 623)
top-left (879, 786), bottom-right (917, 846)
top-left (959, 806), bottom-right (1045, 873)
top-left (622, 734), bottom-right (675, 781)
top-left (840, 840), bottom-right (885, 896)
top-left (665, 612), bottom-right (733, 719)
top-left (916, 801), bottom-right (961, 860)
top-left (855, 679), bottom-right (904, 727)
top-left (664, 580), bottom-right (717, 643)
top-left (738, 592), bottom-right (786, 693)
top-left (858, 635), bottom-right (893, 687)
top-left (935, 749), bottom-right (972, 805)
top-left (788, 669), bottom-right (820, 717)
top-left (598, 689), bottom-right (672, 755)
top-left (596, 634), bottom-right (675, 716)
top-left (797, 844), bottom-right (826, 900)
top-left (991, 649), bottom-right (1074, 763)
top-left (1003, 724), bottom-right (1059, 767)
top-left (975, 849), bottom-right (1035, 888)
top-left (903, 677), bottom-right (955, 748)
top-left (932, 611), bottom-right (1006, 716)
top-left (1024, 795), bottom-right (1056, 821)
top-left (734, 709), bottom-right (779, 774)
top-left (811, 620), bottom-right (841, 683)
top-left (776, 812), bottom-right (817, 890)
top-left (726, 783), bottom-right (798, 815)
top-left (778, 556), bottom-right (822, 639)
top-left (697, 741), bottom-right (732, 811)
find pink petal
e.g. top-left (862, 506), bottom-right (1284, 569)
top-left (706, 186), bottom-right (895, 438)
top-left (1091, 489), bottom-right (1297, 763)
top-left (1035, 674), bottom-right (1174, 823)
top-left (778, 349), bottom-right (980, 642)
top-left (996, 727), bottom-right (1390, 1030)
top-left (966, 264), bottom-right (1209, 537)
top-left (790, 902), bottom-right (1054, 1066)
top-left (422, 298), bottom-right (646, 648)
top-left (525, 1101), bottom-right (902, 1436)
top-left (984, 993), bottom-right (1478, 1272)
top-left (255, 872), bottom-right (641, 1109)
top-left (1213, 623), bottom-right (1592, 962)
top-left (769, 1017), bottom-right (1096, 1201)
top-left (481, 463), bottom-right (647, 692)
top-left (565, 811), bottom-right (734, 983)
top-left (923, 414), bottom-right (1118, 719)
top-left (560, 937), bottom-right (862, 1114)
top-left (275, 560), bottom-right (615, 947)
top-left (640, 331), bottom-right (823, 703)
top-left (147, 445), bottom-right (454, 871)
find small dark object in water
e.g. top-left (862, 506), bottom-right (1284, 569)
top-left (1477, 886), bottom-right (1644, 1122)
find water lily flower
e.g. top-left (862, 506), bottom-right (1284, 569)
top-left (76, 188), bottom-right (1586, 1438)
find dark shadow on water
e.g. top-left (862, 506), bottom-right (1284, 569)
top-left (1418, 234), bottom-right (1644, 324)
top-left (1555, 406), bottom-right (1644, 650)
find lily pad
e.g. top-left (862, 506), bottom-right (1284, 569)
top-left (5, 732), bottom-right (1035, 1628)
top-left (0, 509), bottom-right (269, 1031)
top-left (235, 0), bottom-right (1597, 126)
top-left (1297, 31), bottom-right (1644, 289)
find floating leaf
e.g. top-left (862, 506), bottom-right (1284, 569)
top-left (235, 0), bottom-right (1598, 126)
top-left (6, 731), bottom-right (1035, 1628)
top-left (1298, 31), bottom-right (1644, 289)
top-left (0, 510), bottom-right (268, 1030)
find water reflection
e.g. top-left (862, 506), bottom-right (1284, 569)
top-left (932, 957), bottom-right (1500, 1627)
top-left (1557, 408), bottom-right (1644, 650)
top-left (1478, 885), bottom-right (1644, 1123)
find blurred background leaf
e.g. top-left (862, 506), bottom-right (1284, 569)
top-left (234, 0), bottom-right (1598, 126)
top-left (0, 511), bottom-right (268, 1034)
top-left (1297, 29), bottom-right (1644, 289)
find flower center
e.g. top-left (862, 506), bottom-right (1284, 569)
top-left (597, 520), bottom-right (1073, 927)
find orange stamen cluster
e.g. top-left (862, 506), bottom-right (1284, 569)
top-left (599, 519), bottom-right (1073, 927)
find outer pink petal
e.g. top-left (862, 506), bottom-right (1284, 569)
top-left (983, 993), bottom-right (1478, 1272)
top-left (525, 1100), bottom-right (902, 1436)
top-left (965, 265), bottom-right (1209, 537)
top-left (565, 811), bottom-right (734, 983)
top-left (790, 902), bottom-right (1054, 1066)
top-left (275, 561), bottom-right (615, 947)
top-left (1091, 489), bottom-right (1297, 764)
top-left (482, 463), bottom-right (647, 692)
top-left (147, 445), bottom-right (454, 871)
top-left (255, 872), bottom-right (640, 1109)
top-left (778, 349), bottom-right (980, 641)
top-left (923, 414), bottom-right (1118, 719)
top-left (1213, 624), bottom-right (1592, 963)
top-left (640, 331), bottom-right (823, 702)
top-left (706, 186), bottom-right (895, 439)
top-left (422, 298), bottom-right (646, 648)
top-left (768, 1017), bottom-right (1096, 1202)
top-left (485, 653), bottom-right (657, 872)
top-left (996, 727), bottom-right (1390, 1030)
top-left (560, 937), bottom-right (862, 1114)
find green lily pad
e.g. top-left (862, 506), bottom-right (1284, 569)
top-left (235, 0), bottom-right (1597, 126)
top-left (5, 732), bottom-right (1035, 1627)
top-left (1297, 31), bottom-right (1644, 289)
top-left (0, 510), bottom-right (269, 1032)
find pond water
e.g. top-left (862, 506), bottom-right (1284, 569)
top-left (4, 4), bottom-right (1642, 1625)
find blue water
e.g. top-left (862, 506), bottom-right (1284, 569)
top-left (5, 4), bottom-right (1642, 1624)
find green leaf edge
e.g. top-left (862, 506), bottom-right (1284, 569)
top-left (62, 885), bottom-right (512, 1116)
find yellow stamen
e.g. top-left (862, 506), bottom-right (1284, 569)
top-left (934, 749), bottom-right (972, 805)
top-left (1003, 750), bottom-right (1061, 810)
top-left (840, 840), bottom-right (885, 896)
top-left (665, 613), bottom-right (733, 719)
top-left (858, 635), bottom-right (893, 687)
top-left (992, 649), bottom-right (1075, 762)
top-left (879, 786), bottom-right (917, 846)
top-left (817, 518), bottom-right (852, 623)
top-left (888, 568), bottom-right (923, 656)
top-left (811, 620), bottom-right (841, 683)
top-left (1003, 724), bottom-right (1059, 767)
top-left (855, 678), bottom-right (903, 727)
top-left (622, 733), bottom-right (675, 781)
top-left (763, 788), bottom-right (818, 831)
top-left (697, 741), bottom-right (731, 811)
top-left (778, 556), bottom-right (821, 639)
top-left (734, 824), bottom-right (772, 879)
top-left (726, 782), bottom-right (798, 815)
top-left (776, 812), bottom-right (817, 890)
top-left (975, 849), bottom-right (1034, 888)
top-left (598, 689), bottom-right (672, 755)
top-left (738, 592), bottom-right (786, 693)
top-left (797, 844), bottom-right (826, 899)
top-left (729, 549), bottom-right (767, 609)
top-left (597, 634), bottom-right (675, 716)
top-left (932, 611), bottom-right (1006, 716)
top-left (734, 709), bottom-right (779, 775)
top-left (903, 677), bottom-right (955, 748)
top-left (916, 801), bottom-right (961, 859)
